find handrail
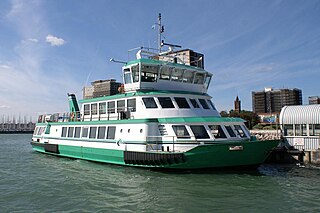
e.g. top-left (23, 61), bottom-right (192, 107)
top-left (145, 135), bottom-right (200, 152)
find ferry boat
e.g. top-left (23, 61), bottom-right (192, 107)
top-left (31, 14), bottom-right (279, 170)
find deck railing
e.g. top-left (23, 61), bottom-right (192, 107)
top-left (145, 135), bottom-right (200, 152)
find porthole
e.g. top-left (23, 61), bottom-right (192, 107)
top-left (140, 129), bottom-right (143, 133)
top-left (120, 129), bottom-right (123, 133)
top-left (128, 129), bottom-right (130, 133)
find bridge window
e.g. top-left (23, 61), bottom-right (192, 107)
top-left (84, 104), bottom-right (90, 115)
top-left (204, 75), bottom-right (212, 89)
top-left (209, 125), bottom-right (227, 139)
top-left (159, 66), bottom-right (171, 80)
top-left (89, 127), bottom-right (97, 139)
top-left (142, 97), bottom-right (157, 108)
top-left (74, 127), bottom-right (81, 138)
top-left (172, 125), bottom-right (190, 139)
top-left (207, 100), bottom-right (217, 110)
top-left (141, 65), bottom-right (158, 82)
top-left (194, 73), bottom-right (205, 84)
top-left (225, 125), bottom-right (236, 137)
top-left (108, 101), bottom-right (115, 113)
top-left (174, 97), bottom-right (190, 108)
top-left (107, 126), bottom-right (116, 139)
top-left (171, 68), bottom-right (183, 82)
top-left (182, 70), bottom-right (194, 83)
top-left (190, 99), bottom-right (200, 108)
top-left (97, 127), bottom-right (106, 139)
top-left (295, 124), bottom-right (301, 136)
top-left (190, 125), bottom-right (210, 139)
top-left (124, 68), bottom-right (132, 84)
top-left (234, 125), bottom-right (247, 138)
top-left (99, 102), bottom-right (106, 114)
top-left (199, 99), bottom-right (210, 109)
top-left (302, 124), bottom-right (307, 136)
top-left (131, 65), bottom-right (140, 82)
top-left (91, 103), bottom-right (97, 115)
top-left (158, 97), bottom-right (175, 108)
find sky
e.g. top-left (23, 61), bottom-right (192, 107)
top-left (0, 0), bottom-right (320, 120)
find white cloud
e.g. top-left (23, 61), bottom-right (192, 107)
top-left (28, 38), bottom-right (38, 43)
top-left (46, 34), bottom-right (66, 46)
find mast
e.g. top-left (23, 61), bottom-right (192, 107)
top-left (158, 13), bottom-right (164, 53)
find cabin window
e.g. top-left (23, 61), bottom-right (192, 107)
top-left (172, 125), bottom-right (190, 139)
top-left (283, 124), bottom-right (294, 136)
top-left (182, 70), bottom-right (194, 83)
top-left (81, 127), bottom-right (89, 138)
top-left (35, 127), bottom-right (40, 135)
top-left (108, 101), bottom-right (115, 113)
top-left (209, 125), bottom-right (227, 138)
top-left (204, 75), bottom-right (212, 89)
top-left (97, 127), bottom-right (106, 139)
top-left (190, 99), bottom-right (200, 108)
top-left (190, 125), bottom-right (210, 139)
top-left (141, 65), bottom-right (158, 82)
top-left (74, 127), bottom-right (81, 138)
top-left (68, 127), bottom-right (74, 138)
top-left (131, 65), bottom-right (140, 82)
top-left (89, 127), bottom-right (97, 139)
top-left (127, 98), bottom-right (136, 112)
top-left (207, 100), bottom-right (217, 110)
top-left (295, 124), bottom-right (301, 136)
top-left (234, 125), bottom-right (247, 138)
top-left (61, 127), bottom-right (67, 137)
top-left (171, 68), bottom-right (183, 82)
top-left (142, 97), bottom-right (158, 108)
top-left (225, 125), bottom-right (236, 137)
top-left (107, 126), bottom-right (116, 139)
top-left (158, 97), bottom-right (175, 108)
top-left (33, 127), bottom-right (38, 135)
top-left (117, 100), bottom-right (125, 112)
top-left (84, 104), bottom-right (90, 115)
top-left (124, 68), bottom-right (132, 84)
top-left (91, 103), bottom-right (97, 115)
top-left (309, 124), bottom-right (320, 136)
top-left (174, 97), bottom-right (190, 108)
top-left (199, 99), bottom-right (210, 109)
top-left (194, 73), bottom-right (205, 84)
top-left (99, 102), bottom-right (106, 114)
top-left (159, 66), bottom-right (171, 80)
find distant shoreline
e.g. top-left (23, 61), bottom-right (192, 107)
top-left (0, 131), bottom-right (33, 134)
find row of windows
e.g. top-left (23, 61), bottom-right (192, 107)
top-left (83, 98), bottom-right (136, 116)
top-left (283, 124), bottom-right (320, 136)
top-left (143, 97), bottom-right (216, 110)
top-left (171, 124), bottom-right (248, 139)
top-left (61, 126), bottom-right (116, 140)
top-left (124, 65), bottom-right (212, 89)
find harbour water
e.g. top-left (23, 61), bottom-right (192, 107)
top-left (1, 134), bottom-right (320, 212)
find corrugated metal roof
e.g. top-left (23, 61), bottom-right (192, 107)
top-left (280, 105), bottom-right (320, 124)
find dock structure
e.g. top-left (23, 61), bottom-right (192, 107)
top-left (279, 104), bottom-right (320, 165)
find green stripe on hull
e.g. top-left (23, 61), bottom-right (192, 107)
top-left (31, 140), bottom-right (279, 169)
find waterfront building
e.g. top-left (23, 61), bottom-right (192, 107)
top-left (280, 104), bottom-right (320, 151)
top-left (234, 96), bottom-right (241, 113)
top-left (309, 96), bottom-right (320, 105)
top-left (83, 79), bottom-right (122, 99)
top-left (252, 87), bottom-right (302, 114)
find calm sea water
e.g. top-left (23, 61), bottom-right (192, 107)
top-left (1, 134), bottom-right (320, 213)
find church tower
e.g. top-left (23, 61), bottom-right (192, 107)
top-left (234, 96), bottom-right (241, 113)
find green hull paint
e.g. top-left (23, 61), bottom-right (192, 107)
top-left (31, 139), bottom-right (279, 170)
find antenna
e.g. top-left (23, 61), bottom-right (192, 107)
top-left (157, 13), bottom-right (164, 53)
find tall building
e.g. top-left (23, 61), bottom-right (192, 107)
top-left (234, 96), bottom-right (241, 113)
top-left (309, 96), bottom-right (320, 105)
top-left (83, 79), bottom-right (122, 99)
top-left (252, 87), bottom-right (302, 114)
